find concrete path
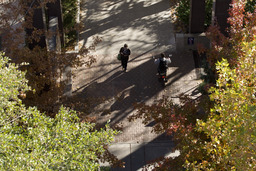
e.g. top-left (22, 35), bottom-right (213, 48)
top-left (72, 0), bottom-right (202, 170)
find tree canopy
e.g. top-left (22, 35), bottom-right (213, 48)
top-left (0, 52), bottom-right (118, 170)
top-left (0, 0), bottom-right (101, 114)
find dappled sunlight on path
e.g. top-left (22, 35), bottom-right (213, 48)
top-left (70, 0), bottom-right (202, 169)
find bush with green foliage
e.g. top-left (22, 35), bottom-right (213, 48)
top-left (62, 0), bottom-right (78, 47)
top-left (188, 56), bottom-right (256, 169)
top-left (183, 1), bottom-right (256, 169)
top-left (175, 0), bottom-right (256, 32)
top-left (175, 0), bottom-right (213, 31)
top-left (0, 52), bottom-right (118, 170)
top-left (184, 1), bottom-right (256, 169)
top-left (245, 0), bottom-right (256, 13)
top-left (175, 0), bottom-right (190, 29)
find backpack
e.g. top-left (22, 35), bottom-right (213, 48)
top-left (123, 48), bottom-right (130, 56)
top-left (159, 59), bottom-right (168, 72)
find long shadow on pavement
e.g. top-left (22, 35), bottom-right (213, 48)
top-left (72, 57), bottom-right (159, 123)
top-left (80, 0), bottom-right (172, 49)
top-left (72, 1), bottom-right (198, 169)
top-left (108, 134), bottom-right (178, 171)
top-left (68, 51), bottom-right (197, 171)
top-left (70, 51), bottom-right (196, 137)
top-left (72, 46), bottom-right (158, 94)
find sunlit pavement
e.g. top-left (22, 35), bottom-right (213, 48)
top-left (72, 0), bottom-right (202, 170)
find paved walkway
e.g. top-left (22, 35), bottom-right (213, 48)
top-left (72, 0), bottom-right (202, 170)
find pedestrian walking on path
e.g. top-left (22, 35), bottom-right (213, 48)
top-left (154, 53), bottom-right (171, 74)
top-left (119, 44), bottom-right (131, 72)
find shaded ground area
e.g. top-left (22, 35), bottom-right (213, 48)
top-left (71, 50), bottom-right (201, 142)
top-left (68, 0), bottom-right (202, 170)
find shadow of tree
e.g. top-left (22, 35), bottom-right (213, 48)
top-left (65, 0), bottom-right (201, 169)
top-left (80, 0), bottom-right (174, 53)
top-left (109, 136), bottom-right (177, 171)
top-left (68, 50), bottom-right (197, 134)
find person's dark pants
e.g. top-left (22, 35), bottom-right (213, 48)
top-left (121, 56), bottom-right (129, 70)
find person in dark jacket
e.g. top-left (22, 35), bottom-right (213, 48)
top-left (154, 53), bottom-right (171, 74)
top-left (119, 44), bottom-right (131, 72)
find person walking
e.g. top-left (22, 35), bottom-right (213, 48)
top-left (119, 44), bottom-right (131, 72)
top-left (154, 53), bottom-right (171, 74)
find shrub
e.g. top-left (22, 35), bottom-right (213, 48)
top-left (175, 0), bottom-right (213, 31)
top-left (62, 0), bottom-right (78, 47)
top-left (0, 52), bottom-right (118, 170)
